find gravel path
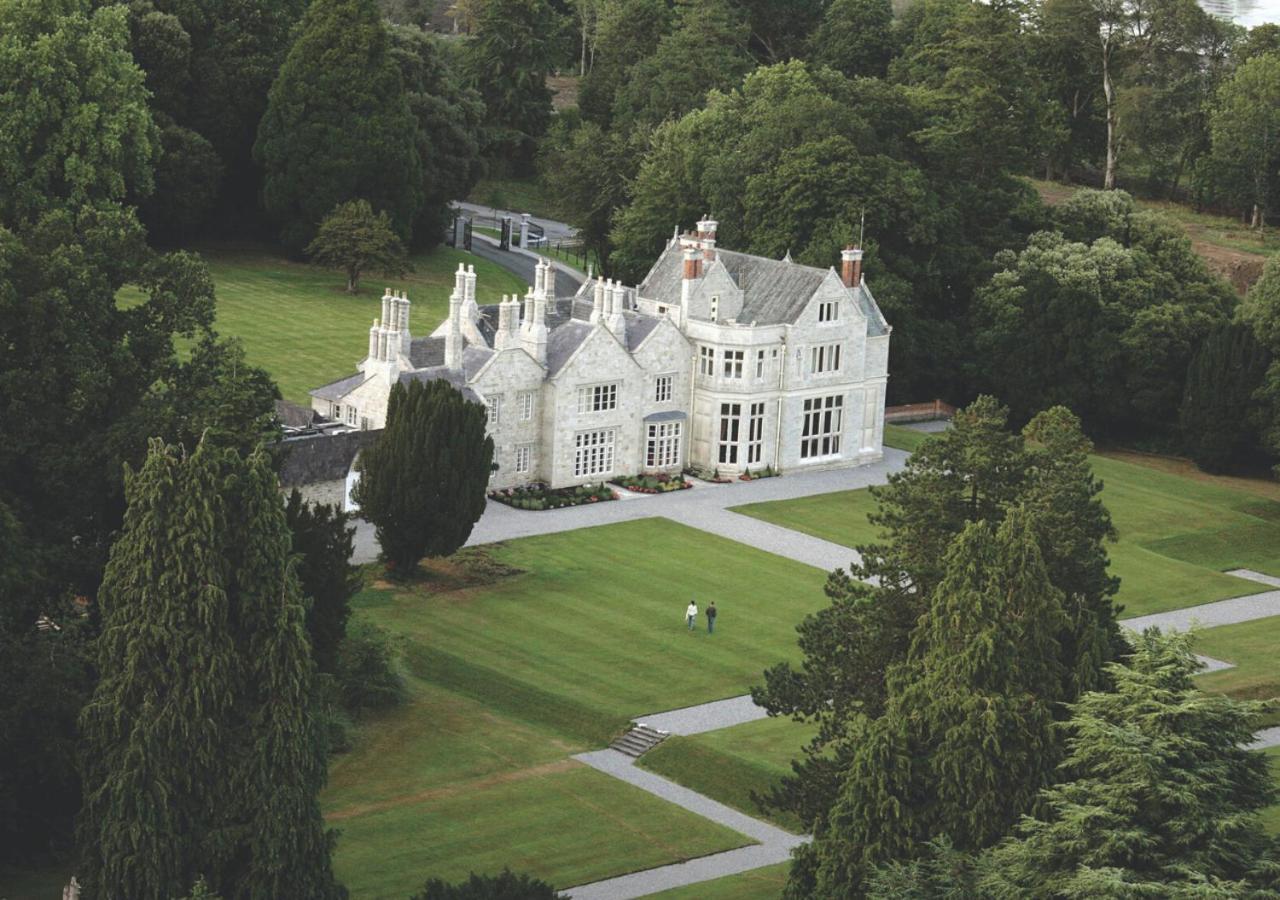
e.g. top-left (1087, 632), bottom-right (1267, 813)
top-left (638, 695), bottom-right (771, 737)
top-left (352, 450), bottom-right (908, 565)
top-left (565, 750), bottom-right (807, 900)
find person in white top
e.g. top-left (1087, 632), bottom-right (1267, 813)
top-left (685, 600), bottom-right (698, 631)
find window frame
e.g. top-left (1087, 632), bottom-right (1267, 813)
top-left (800, 395), bottom-right (845, 460)
top-left (646, 421), bottom-right (682, 468)
top-left (718, 402), bottom-right (742, 465)
top-left (573, 429), bottom-right (616, 477)
top-left (576, 382), bottom-right (619, 415)
top-left (655, 373), bottom-right (675, 403)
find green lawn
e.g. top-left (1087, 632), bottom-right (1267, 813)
top-left (191, 244), bottom-right (527, 403)
top-left (332, 765), bottom-right (749, 899)
top-left (733, 446), bottom-right (1280, 619)
top-left (1196, 616), bottom-right (1280, 708)
top-left (325, 520), bottom-right (831, 895)
top-left (640, 716), bottom-right (817, 832)
top-left (1262, 747), bottom-right (1280, 836)
top-left (647, 862), bottom-right (791, 899)
top-left (364, 519), bottom-right (829, 746)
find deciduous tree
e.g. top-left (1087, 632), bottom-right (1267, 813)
top-left (807, 0), bottom-right (896, 80)
top-left (306, 200), bottom-right (412, 294)
top-left (0, 0), bottom-right (158, 226)
top-left (1207, 51), bottom-right (1280, 228)
top-left (354, 379), bottom-right (494, 572)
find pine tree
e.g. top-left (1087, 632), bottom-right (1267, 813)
top-left (806, 508), bottom-right (1069, 896)
top-left (78, 439), bottom-right (345, 900)
top-left (353, 379), bottom-right (494, 572)
top-left (982, 629), bottom-right (1280, 896)
top-left (255, 0), bottom-right (422, 252)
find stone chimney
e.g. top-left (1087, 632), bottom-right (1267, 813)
top-left (495, 294), bottom-right (521, 350)
top-left (591, 277), bottom-right (605, 324)
top-left (368, 318), bottom-right (380, 360)
top-left (605, 279), bottom-right (627, 343)
top-left (463, 264), bottom-right (478, 320)
top-left (445, 285), bottom-right (463, 370)
top-left (698, 217), bottom-right (718, 267)
top-left (521, 285), bottom-right (548, 365)
top-left (681, 246), bottom-right (700, 311)
top-left (841, 246), bottom-right (863, 288)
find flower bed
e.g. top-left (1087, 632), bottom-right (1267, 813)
top-left (610, 472), bottom-right (692, 494)
top-left (488, 481), bottom-right (616, 511)
top-left (737, 465), bottom-right (779, 481)
top-left (683, 466), bottom-right (733, 484)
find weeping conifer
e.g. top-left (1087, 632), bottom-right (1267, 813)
top-left (354, 379), bottom-right (494, 572)
top-left (78, 439), bottom-right (344, 900)
top-left (1179, 321), bottom-right (1272, 473)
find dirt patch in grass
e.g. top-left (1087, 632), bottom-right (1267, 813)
top-left (548, 74), bottom-right (580, 111)
top-left (325, 758), bottom-right (581, 822)
top-left (1191, 239), bottom-right (1267, 295)
top-left (373, 546), bottom-right (526, 595)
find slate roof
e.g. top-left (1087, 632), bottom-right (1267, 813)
top-left (639, 244), bottom-right (889, 334)
top-left (546, 321), bottom-right (593, 376)
top-left (409, 335), bottom-right (446, 368)
top-left (625, 314), bottom-right (661, 351)
top-left (310, 371), bottom-right (369, 402)
top-left (274, 399), bottom-right (318, 429)
top-left (278, 429), bottom-right (381, 487)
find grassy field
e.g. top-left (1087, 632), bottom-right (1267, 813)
top-left (647, 862), bottom-right (791, 899)
top-left (325, 519), bottom-right (832, 896)
top-left (640, 716), bottom-right (817, 832)
top-left (1197, 616), bottom-right (1280, 709)
top-left (189, 244), bottom-right (527, 403)
top-left (733, 444), bottom-right (1280, 619)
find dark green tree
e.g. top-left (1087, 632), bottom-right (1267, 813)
top-left (974, 191), bottom-right (1236, 435)
top-left (1179, 322), bottom-right (1273, 473)
top-left (353, 379), bottom-right (494, 572)
top-left (611, 0), bottom-right (754, 132)
top-left (803, 508), bottom-right (1068, 896)
top-left (1029, 0), bottom-right (1106, 181)
top-left (867, 839), bottom-right (980, 899)
top-left (142, 123), bottom-right (225, 243)
top-left (1241, 255), bottom-right (1280, 470)
top-left (285, 490), bottom-right (361, 674)
top-left (807, 0), bottom-right (896, 80)
top-left (576, 0), bottom-right (672, 125)
top-left (0, 205), bottom-right (215, 599)
top-left (306, 200), bottom-right (412, 294)
top-left (1205, 51), bottom-right (1280, 228)
top-left (755, 398), bottom-right (1121, 848)
top-left (737, 0), bottom-right (825, 63)
top-left (389, 25), bottom-right (487, 249)
top-left (0, 0), bottom-right (158, 226)
top-left (256, 0), bottom-right (423, 252)
top-left (464, 0), bottom-right (557, 167)
top-left (78, 439), bottom-right (345, 900)
top-left (411, 869), bottom-right (565, 899)
top-left (134, 335), bottom-right (281, 456)
top-left (982, 629), bottom-right (1280, 896)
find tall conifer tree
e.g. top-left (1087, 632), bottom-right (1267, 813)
top-left (806, 509), bottom-right (1068, 896)
top-left (255, 0), bottom-right (422, 252)
top-left (78, 439), bottom-right (344, 900)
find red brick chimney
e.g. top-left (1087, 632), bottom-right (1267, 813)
top-left (683, 246), bottom-right (700, 280)
top-left (841, 246), bottom-right (863, 288)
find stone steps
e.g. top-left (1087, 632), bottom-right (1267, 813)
top-left (609, 723), bottom-right (669, 758)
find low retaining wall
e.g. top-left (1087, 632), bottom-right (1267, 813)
top-left (884, 399), bottom-right (956, 423)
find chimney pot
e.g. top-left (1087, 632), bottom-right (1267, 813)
top-left (841, 245), bottom-right (864, 288)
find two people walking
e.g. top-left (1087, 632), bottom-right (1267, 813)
top-left (685, 600), bottom-right (717, 633)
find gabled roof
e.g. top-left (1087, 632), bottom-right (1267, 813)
top-left (639, 244), bottom-right (889, 334)
top-left (625, 314), bottom-right (661, 352)
top-left (547, 321), bottom-right (593, 376)
top-left (310, 371), bottom-right (369, 402)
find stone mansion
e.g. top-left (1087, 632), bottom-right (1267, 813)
top-left (309, 220), bottom-right (891, 490)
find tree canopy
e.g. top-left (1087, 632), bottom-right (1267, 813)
top-left (0, 0), bottom-right (158, 226)
top-left (307, 200), bottom-right (411, 294)
top-left (256, 0), bottom-right (423, 252)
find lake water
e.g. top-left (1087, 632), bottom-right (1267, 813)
top-left (1200, 0), bottom-right (1280, 27)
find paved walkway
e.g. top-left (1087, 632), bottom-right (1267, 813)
top-left (638, 695), bottom-right (771, 737)
top-left (566, 750), bottom-right (807, 900)
top-left (351, 450), bottom-right (908, 564)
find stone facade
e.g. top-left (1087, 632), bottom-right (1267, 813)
top-left (310, 220), bottom-right (890, 490)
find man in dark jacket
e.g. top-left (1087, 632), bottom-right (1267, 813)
top-left (706, 602), bottom-right (717, 634)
